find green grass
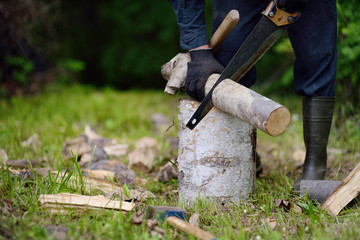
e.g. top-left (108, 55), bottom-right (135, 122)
top-left (0, 84), bottom-right (359, 239)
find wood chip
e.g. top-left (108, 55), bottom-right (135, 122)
top-left (147, 219), bottom-right (158, 230)
top-left (39, 193), bottom-right (135, 212)
top-left (321, 162), bottom-right (360, 216)
top-left (128, 137), bottom-right (160, 173)
top-left (131, 212), bottom-right (145, 224)
top-left (84, 125), bottom-right (103, 141)
top-left (0, 149), bottom-right (8, 162)
top-left (189, 212), bottom-right (200, 227)
top-left (48, 170), bottom-right (123, 193)
top-left (83, 169), bottom-right (115, 180)
top-left (157, 162), bottom-right (178, 182)
top-left (275, 199), bottom-right (290, 210)
top-left (103, 144), bottom-right (129, 158)
top-left (292, 203), bottom-right (302, 214)
top-left (22, 133), bottom-right (42, 150)
top-left (150, 226), bottom-right (165, 238)
top-left (266, 217), bottom-right (277, 230)
top-left (275, 199), bottom-right (302, 213)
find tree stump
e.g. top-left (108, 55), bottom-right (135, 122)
top-left (177, 99), bottom-right (256, 204)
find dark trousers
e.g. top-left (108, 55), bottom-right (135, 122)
top-left (212, 0), bottom-right (337, 97)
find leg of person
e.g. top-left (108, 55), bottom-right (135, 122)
top-left (212, 0), bottom-right (267, 88)
top-left (288, 0), bottom-right (337, 188)
top-left (212, 0), bottom-right (267, 176)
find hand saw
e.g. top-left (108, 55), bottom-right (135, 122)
top-left (186, 0), bottom-right (300, 130)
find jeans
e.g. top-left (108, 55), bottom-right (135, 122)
top-left (212, 0), bottom-right (337, 97)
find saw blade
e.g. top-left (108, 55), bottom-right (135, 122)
top-left (186, 15), bottom-right (288, 130)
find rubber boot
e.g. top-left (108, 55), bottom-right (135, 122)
top-left (294, 97), bottom-right (335, 190)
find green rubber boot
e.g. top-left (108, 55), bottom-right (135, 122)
top-left (294, 97), bottom-right (335, 190)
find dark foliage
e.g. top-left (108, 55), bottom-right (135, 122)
top-left (60, 0), bottom-right (180, 89)
top-left (0, 0), bottom-right (59, 96)
top-left (0, 0), bottom-right (358, 119)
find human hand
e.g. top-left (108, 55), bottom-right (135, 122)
top-left (185, 48), bottom-right (224, 101)
top-left (278, 0), bottom-right (309, 13)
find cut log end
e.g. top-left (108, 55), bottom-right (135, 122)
top-left (163, 57), bottom-right (291, 136)
top-left (266, 107), bottom-right (291, 136)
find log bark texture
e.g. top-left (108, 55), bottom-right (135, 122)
top-left (162, 54), bottom-right (291, 136)
top-left (177, 99), bottom-right (256, 204)
top-left (205, 74), bottom-right (290, 136)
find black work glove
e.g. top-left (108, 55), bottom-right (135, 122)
top-left (185, 49), bottom-right (224, 101)
top-left (278, 0), bottom-right (309, 13)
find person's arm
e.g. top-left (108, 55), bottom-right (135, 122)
top-left (168, 0), bottom-right (310, 101)
top-left (168, 0), bottom-right (224, 101)
top-left (168, 0), bottom-right (208, 50)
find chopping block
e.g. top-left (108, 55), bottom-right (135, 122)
top-left (162, 55), bottom-right (292, 204)
top-left (161, 10), bottom-right (290, 204)
top-left (177, 98), bottom-right (256, 204)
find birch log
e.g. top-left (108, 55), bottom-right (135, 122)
top-left (161, 54), bottom-right (291, 136)
top-left (205, 74), bottom-right (290, 136)
top-left (177, 99), bottom-right (256, 204)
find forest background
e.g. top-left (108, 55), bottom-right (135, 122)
top-left (0, 1), bottom-right (359, 238)
top-left (0, 0), bottom-right (359, 120)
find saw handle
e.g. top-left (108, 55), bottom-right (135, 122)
top-left (209, 9), bottom-right (239, 54)
top-left (263, 0), bottom-right (300, 26)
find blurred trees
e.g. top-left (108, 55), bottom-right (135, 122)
top-left (0, 0), bottom-right (59, 95)
top-left (336, 0), bottom-right (360, 117)
top-left (60, 0), bottom-right (180, 89)
top-left (0, 0), bottom-right (180, 93)
top-left (0, 0), bottom-right (358, 117)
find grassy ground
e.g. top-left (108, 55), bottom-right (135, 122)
top-left (0, 84), bottom-right (359, 239)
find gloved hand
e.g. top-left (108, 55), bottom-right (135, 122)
top-left (278, 0), bottom-right (309, 13)
top-left (185, 49), bottom-right (224, 101)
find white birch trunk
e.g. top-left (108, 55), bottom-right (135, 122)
top-left (177, 99), bottom-right (256, 204)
